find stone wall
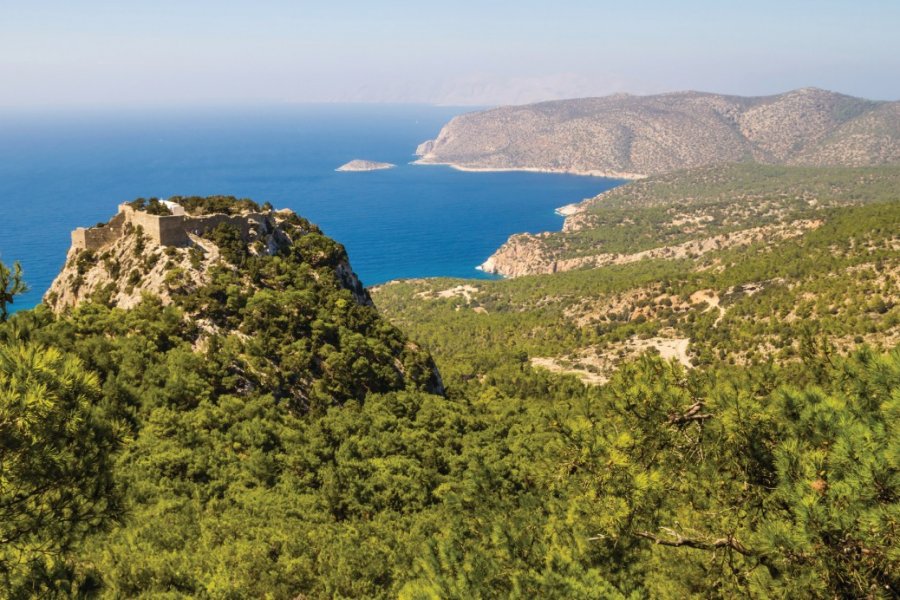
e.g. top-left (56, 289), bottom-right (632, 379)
top-left (126, 209), bottom-right (190, 246)
top-left (71, 211), bottom-right (127, 251)
top-left (70, 204), bottom-right (273, 252)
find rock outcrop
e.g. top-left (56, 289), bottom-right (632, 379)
top-left (45, 196), bottom-right (445, 397)
top-left (415, 88), bottom-right (900, 177)
top-left (480, 220), bottom-right (823, 277)
top-left (336, 159), bottom-right (396, 172)
top-left (45, 199), bottom-right (370, 313)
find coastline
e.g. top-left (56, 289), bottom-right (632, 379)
top-left (476, 183), bottom-right (626, 276)
top-left (410, 159), bottom-right (645, 180)
top-left (554, 203), bottom-right (582, 217)
top-left (402, 160), bottom-right (631, 276)
top-left (377, 153), bottom-right (633, 281)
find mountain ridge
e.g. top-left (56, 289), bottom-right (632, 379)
top-left (415, 88), bottom-right (900, 177)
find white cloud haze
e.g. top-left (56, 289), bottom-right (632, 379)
top-left (1, 0), bottom-right (898, 108)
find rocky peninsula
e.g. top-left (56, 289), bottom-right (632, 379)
top-left (415, 88), bottom-right (900, 178)
top-left (476, 163), bottom-right (900, 278)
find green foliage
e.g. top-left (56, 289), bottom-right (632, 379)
top-left (0, 260), bottom-right (29, 322)
top-left (367, 166), bottom-right (900, 598)
top-left (549, 351), bottom-right (895, 597)
top-left (204, 223), bottom-right (248, 266)
top-left (4, 300), bottom-right (898, 598)
top-left (128, 197), bottom-right (173, 216)
top-left (375, 199), bottom-right (900, 384)
top-left (171, 195), bottom-right (263, 216)
top-left (128, 195), bottom-right (266, 217)
top-left (523, 163), bottom-right (900, 261)
top-left (2, 168), bottom-right (897, 598)
top-left (0, 337), bottom-right (120, 594)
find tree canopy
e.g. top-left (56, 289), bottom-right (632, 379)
top-left (0, 336), bottom-right (120, 595)
top-left (0, 260), bottom-right (28, 322)
top-left (0, 170), bottom-right (897, 598)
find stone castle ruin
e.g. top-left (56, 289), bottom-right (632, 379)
top-left (46, 198), bottom-right (311, 313)
top-left (72, 201), bottom-right (273, 251)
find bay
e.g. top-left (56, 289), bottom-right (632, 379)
top-left (0, 105), bottom-right (622, 310)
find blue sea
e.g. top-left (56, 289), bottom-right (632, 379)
top-left (0, 105), bottom-right (622, 310)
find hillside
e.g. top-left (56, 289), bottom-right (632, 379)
top-left (366, 165), bottom-right (900, 598)
top-left (376, 167), bottom-right (900, 384)
top-left (415, 88), bottom-right (900, 177)
top-left (480, 164), bottom-right (900, 276)
top-left (1, 182), bottom-right (898, 598)
top-left (45, 196), bottom-right (444, 402)
top-left (1, 196), bottom-right (453, 596)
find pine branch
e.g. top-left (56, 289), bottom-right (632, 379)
top-left (667, 401), bottom-right (713, 426)
top-left (634, 527), bottom-right (754, 557)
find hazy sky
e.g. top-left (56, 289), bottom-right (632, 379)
top-left (2, 0), bottom-right (898, 108)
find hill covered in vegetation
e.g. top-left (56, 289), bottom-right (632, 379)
top-left (480, 164), bottom-right (900, 276)
top-left (415, 88), bottom-right (900, 178)
top-left (0, 197), bottom-right (444, 595)
top-left (1, 177), bottom-right (898, 598)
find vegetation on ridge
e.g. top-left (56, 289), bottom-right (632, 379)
top-left (0, 260), bottom-right (28, 322)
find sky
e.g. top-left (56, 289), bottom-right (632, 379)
top-left (1, 0), bottom-right (898, 108)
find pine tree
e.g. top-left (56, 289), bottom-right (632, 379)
top-left (0, 260), bottom-right (28, 322)
top-left (0, 340), bottom-right (120, 592)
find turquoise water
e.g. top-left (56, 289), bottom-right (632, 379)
top-left (0, 105), bottom-right (623, 310)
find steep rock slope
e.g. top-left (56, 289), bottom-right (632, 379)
top-left (47, 198), bottom-right (369, 313)
top-left (415, 88), bottom-right (900, 177)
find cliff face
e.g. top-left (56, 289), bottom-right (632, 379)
top-left (46, 205), bottom-right (373, 313)
top-left (480, 219), bottom-right (823, 277)
top-left (415, 88), bottom-right (900, 177)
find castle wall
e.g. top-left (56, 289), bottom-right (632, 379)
top-left (71, 211), bottom-right (128, 251)
top-left (70, 205), bottom-right (272, 253)
top-left (157, 216), bottom-right (191, 246)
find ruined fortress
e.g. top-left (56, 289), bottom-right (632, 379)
top-left (72, 201), bottom-right (272, 251)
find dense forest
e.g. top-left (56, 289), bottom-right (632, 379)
top-left (1, 169), bottom-right (898, 598)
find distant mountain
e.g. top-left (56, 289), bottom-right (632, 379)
top-left (415, 88), bottom-right (900, 178)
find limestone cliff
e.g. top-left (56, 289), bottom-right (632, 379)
top-left (416, 88), bottom-right (900, 177)
top-left (45, 200), bottom-right (371, 313)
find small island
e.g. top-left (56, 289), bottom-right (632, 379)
top-left (336, 159), bottom-right (396, 172)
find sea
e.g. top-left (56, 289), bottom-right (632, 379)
top-left (0, 105), bottom-right (623, 311)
